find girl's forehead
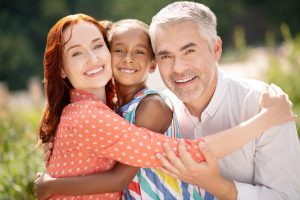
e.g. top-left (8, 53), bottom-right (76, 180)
top-left (112, 28), bottom-right (149, 42)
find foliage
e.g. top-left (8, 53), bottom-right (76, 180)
top-left (267, 23), bottom-right (300, 135)
top-left (0, 108), bottom-right (44, 199)
top-left (1, 0), bottom-right (300, 90)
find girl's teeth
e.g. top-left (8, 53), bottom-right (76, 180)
top-left (176, 77), bottom-right (193, 83)
top-left (120, 69), bottom-right (136, 74)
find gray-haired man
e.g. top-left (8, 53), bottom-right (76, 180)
top-left (150, 1), bottom-right (300, 199)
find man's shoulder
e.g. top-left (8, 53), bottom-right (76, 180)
top-left (225, 75), bottom-right (268, 98)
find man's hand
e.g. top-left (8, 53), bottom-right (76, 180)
top-left (156, 140), bottom-right (237, 200)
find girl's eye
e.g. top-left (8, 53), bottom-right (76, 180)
top-left (136, 50), bottom-right (145, 55)
top-left (115, 49), bottom-right (124, 53)
top-left (72, 51), bottom-right (82, 57)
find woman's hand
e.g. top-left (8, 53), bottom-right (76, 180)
top-left (260, 83), bottom-right (297, 126)
top-left (34, 172), bottom-right (54, 200)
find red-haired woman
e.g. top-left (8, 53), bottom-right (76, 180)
top-left (36, 13), bottom-right (295, 199)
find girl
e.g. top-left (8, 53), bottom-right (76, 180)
top-left (35, 14), bottom-right (295, 199)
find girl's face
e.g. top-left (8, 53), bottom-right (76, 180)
top-left (110, 27), bottom-right (156, 87)
top-left (62, 21), bottom-right (112, 94)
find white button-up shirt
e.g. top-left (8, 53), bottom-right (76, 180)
top-left (163, 68), bottom-right (300, 200)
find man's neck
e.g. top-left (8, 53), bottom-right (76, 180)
top-left (184, 71), bottom-right (218, 118)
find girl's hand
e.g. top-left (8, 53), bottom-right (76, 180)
top-left (260, 83), bottom-right (297, 126)
top-left (34, 172), bottom-right (54, 200)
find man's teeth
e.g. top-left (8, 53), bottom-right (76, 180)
top-left (175, 77), bottom-right (194, 83)
top-left (85, 67), bottom-right (103, 75)
top-left (120, 69), bottom-right (136, 74)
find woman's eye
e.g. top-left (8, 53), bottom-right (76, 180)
top-left (72, 51), bottom-right (81, 57)
top-left (94, 44), bottom-right (103, 49)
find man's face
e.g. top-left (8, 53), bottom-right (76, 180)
top-left (154, 20), bottom-right (221, 103)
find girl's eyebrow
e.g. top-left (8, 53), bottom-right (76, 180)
top-left (113, 42), bottom-right (148, 49)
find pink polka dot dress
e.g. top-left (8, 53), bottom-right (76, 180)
top-left (47, 89), bottom-right (204, 199)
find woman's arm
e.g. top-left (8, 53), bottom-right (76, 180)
top-left (35, 164), bottom-right (139, 199)
top-left (72, 86), bottom-right (294, 168)
top-left (35, 94), bottom-right (173, 198)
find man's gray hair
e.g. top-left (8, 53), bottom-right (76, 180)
top-left (149, 1), bottom-right (217, 52)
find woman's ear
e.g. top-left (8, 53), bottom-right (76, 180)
top-left (149, 60), bottom-right (157, 73)
top-left (61, 70), bottom-right (67, 78)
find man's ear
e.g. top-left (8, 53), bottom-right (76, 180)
top-left (61, 69), bottom-right (67, 78)
top-left (149, 60), bottom-right (157, 73)
top-left (214, 36), bottom-right (222, 60)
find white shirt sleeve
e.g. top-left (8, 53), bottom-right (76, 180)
top-left (235, 122), bottom-right (300, 200)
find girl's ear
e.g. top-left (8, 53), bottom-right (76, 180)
top-left (149, 60), bottom-right (157, 73)
top-left (61, 69), bottom-right (67, 78)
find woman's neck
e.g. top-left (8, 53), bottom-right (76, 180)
top-left (87, 87), bottom-right (107, 104)
top-left (115, 82), bottom-right (147, 107)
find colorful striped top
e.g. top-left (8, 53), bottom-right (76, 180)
top-left (119, 89), bottom-right (211, 200)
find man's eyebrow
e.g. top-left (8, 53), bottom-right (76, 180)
top-left (180, 42), bottom-right (197, 51)
top-left (157, 43), bottom-right (197, 56)
top-left (157, 50), bottom-right (171, 56)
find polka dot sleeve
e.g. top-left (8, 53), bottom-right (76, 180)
top-left (70, 101), bottom-right (204, 168)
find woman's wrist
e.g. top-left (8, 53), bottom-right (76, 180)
top-left (213, 177), bottom-right (237, 200)
top-left (46, 177), bottom-right (57, 195)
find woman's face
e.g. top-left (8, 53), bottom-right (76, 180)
top-left (62, 21), bottom-right (112, 94)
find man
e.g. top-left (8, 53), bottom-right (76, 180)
top-left (149, 1), bottom-right (300, 200)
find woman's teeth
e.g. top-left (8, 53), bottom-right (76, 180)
top-left (85, 67), bottom-right (103, 75)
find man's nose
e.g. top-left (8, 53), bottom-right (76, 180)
top-left (173, 58), bottom-right (185, 73)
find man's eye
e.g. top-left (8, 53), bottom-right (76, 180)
top-left (185, 49), bottom-right (195, 55)
top-left (161, 55), bottom-right (170, 60)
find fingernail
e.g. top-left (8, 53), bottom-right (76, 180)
top-left (156, 153), bottom-right (161, 158)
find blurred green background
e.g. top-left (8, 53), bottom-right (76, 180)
top-left (1, 0), bottom-right (299, 199)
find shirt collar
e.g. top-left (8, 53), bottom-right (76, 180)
top-left (204, 67), bottom-right (229, 118)
top-left (70, 89), bottom-right (101, 103)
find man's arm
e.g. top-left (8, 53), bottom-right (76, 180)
top-left (234, 122), bottom-right (300, 200)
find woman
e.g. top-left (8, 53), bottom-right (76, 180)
top-left (37, 13), bottom-right (295, 199)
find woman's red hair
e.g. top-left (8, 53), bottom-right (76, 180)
top-left (38, 14), bottom-right (115, 143)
